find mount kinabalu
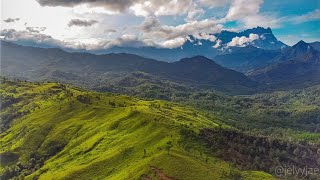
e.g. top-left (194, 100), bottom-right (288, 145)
top-left (249, 40), bottom-right (320, 88)
top-left (98, 27), bottom-right (288, 62)
top-left (0, 41), bottom-right (257, 94)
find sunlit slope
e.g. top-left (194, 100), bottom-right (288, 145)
top-left (0, 80), bottom-right (274, 180)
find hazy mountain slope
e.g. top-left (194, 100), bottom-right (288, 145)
top-left (148, 56), bottom-right (257, 88)
top-left (310, 41), bottom-right (320, 51)
top-left (0, 80), bottom-right (274, 180)
top-left (214, 46), bottom-right (281, 73)
top-left (249, 41), bottom-right (320, 88)
top-left (0, 41), bottom-right (257, 94)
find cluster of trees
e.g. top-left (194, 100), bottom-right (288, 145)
top-left (96, 74), bottom-right (320, 139)
top-left (0, 152), bottom-right (47, 180)
top-left (199, 128), bottom-right (320, 179)
top-left (0, 89), bottom-right (31, 133)
top-left (76, 94), bottom-right (92, 104)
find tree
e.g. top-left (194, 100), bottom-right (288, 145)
top-left (109, 100), bottom-right (116, 107)
top-left (165, 141), bottom-right (173, 154)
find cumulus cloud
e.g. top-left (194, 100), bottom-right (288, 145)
top-left (35, 0), bottom-right (205, 18)
top-left (35, 0), bottom-right (139, 12)
top-left (213, 39), bottom-right (222, 48)
top-left (161, 37), bottom-right (187, 49)
top-left (3, 18), bottom-right (20, 23)
top-left (136, 17), bottom-right (223, 48)
top-left (68, 19), bottom-right (98, 27)
top-left (193, 32), bottom-right (216, 42)
top-left (139, 17), bottom-right (161, 32)
top-left (130, 0), bottom-right (195, 17)
top-left (185, 6), bottom-right (205, 21)
top-left (225, 0), bottom-right (263, 20)
top-left (105, 34), bottom-right (147, 48)
top-left (141, 18), bottom-right (223, 40)
top-left (227, 33), bottom-right (259, 47)
top-left (0, 29), bottom-right (111, 50)
top-left (222, 0), bottom-right (280, 28)
top-left (0, 28), bottom-right (151, 50)
top-left (1, 29), bottom-right (65, 48)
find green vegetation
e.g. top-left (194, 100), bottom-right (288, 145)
top-left (0, 80), bottom-right (273, 179)
top-left (199, 128), bottom-right (320, 179)
top-left (96, 73), bottom-right (320, 143)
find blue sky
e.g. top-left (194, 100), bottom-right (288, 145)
top-left (0, 0), bottom-right (319, 50)
top-left (258, 0), bottom-right (319, 44)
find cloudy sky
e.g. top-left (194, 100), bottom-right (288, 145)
top-left (1, 0), bottom-right (319, 50)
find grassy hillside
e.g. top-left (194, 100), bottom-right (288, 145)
top-left (0, 80), bottom-right (274, 180)
top-left (95, 72), bottom-right (320, 143)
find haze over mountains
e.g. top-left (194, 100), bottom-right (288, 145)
top-left (1, 40), bottom-right (257, 94)
top-left (96, 27), bottom-right (288, 62)
top-left (1, 26), bottom-right (320, 94)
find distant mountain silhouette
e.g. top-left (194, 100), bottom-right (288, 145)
top-left (310, 41), bottom-right (320, 51)
top-left (214, 45), bottom-right (281, 73)
top-left (249, 40), bottom-right (320, 88)
top-left (0, 41), bottom-right (257, 94)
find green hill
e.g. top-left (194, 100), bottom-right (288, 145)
top-left (0, 80), bottom-right (274, 180)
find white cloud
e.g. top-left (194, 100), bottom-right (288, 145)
top-left (0, 28), bottom-right (77, 48)
top-left (289, 9), bottom-right (320, 24)
top-left (138, 17), bottom-right (223, 48)
top-left (193, 32), bottom-right (216, 42)
top-left (141, 18), bottom-right (223, 40)
top-left (130, 0), bottom-right (195, 17)
top-left (227, 33), bottom-right (259, 47)
top-left (222, 0), bottom-right (280, 28)
top-left (226, 0), bottom-right (262, 20)
top-left (161, 37), bottom-right (187, 48)
top-left (3, 0), bottom-right (317, 51)
top-left (186, 6), bottom-right (205, 21)
top-left (139, 17), bottom-right (161, 32)
top-left (213, 39), bottom-right (222, 48)
top-left (34, 0), bottom-right (211, 20)
top-left (35, 0), bottom-right (140, 13)
top-left (0, 28), bottom-right (153, 50)
top-left (104, 34), bottom-right (146, 48)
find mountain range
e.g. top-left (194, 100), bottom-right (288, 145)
top-left (249, 40), bottom-right (320, 88)
top-left (1, 26), bottom-right (319, 94)
top-left (95, 27), bottom-right (288, 62)
top-left (1, 26), bottom-right (320, 180)
top-left (0, 41), bottom-right (257, 94)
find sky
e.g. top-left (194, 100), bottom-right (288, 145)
top-left (0, 0), bottom-right (319, 50)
